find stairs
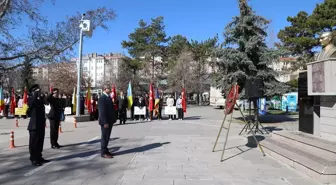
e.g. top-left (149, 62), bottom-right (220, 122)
top-left (261, 131), bottom-right (336, 184)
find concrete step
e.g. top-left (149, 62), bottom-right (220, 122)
top-left (261, 137), bottom-right (336, 184)
top-left (273, 131), bottom-right (336, 154)
top-left (271, 131), bottom-right (336, 161)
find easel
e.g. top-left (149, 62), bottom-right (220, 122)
top-left (212, 84), bottom-right (265, 162)
top-left (239, 98), bottom-right (269, 135)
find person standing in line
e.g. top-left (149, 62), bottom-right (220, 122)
top-left (158, 94), bottom-right (163, 120)
top-left (4, 94), bottom-right (10, 118)
top-left (173, 94), bottom-right (177, 120)
top-left (118, 91), bottom-right (128, 125)
top-left (144, 93), bottom-right (149, 121)
top-left (176, 94), bottom-right (183, 120)
top-left (98, 85), bottom-right (117, 158)
top-left (166, 94), bottom-right (175, 120)
top-left (27, 84), bottom-right (50, 166)
top-left (47, 88), bottom-right (63, 149)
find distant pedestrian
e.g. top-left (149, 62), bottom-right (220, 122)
top-left (166, 95), bottom-right (175, 120)
top-left (176, 94), bottom-right (183, 120)
top-left (27, 84), bottom-right (50, 166)
top-left (118, 91), bottom-right (128, 125)
top-left (98, 85), bottom-right (117, 158)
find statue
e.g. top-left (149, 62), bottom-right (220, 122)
top-left (316, 32), bottom-right (336, 61)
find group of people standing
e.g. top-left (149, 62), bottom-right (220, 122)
top-left (26, 83), bottom-right (187, 165)
top-left (27, 85), bottom-right (67, 166)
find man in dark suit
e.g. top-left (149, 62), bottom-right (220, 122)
top-left (47, 88), bottom-right (63, 149)
top-left (27, 84), bottom-right (50, 166)
top-left (98, 85), bottom-right (117, 158)
top-left (118, 91), bottom-right (128, 125)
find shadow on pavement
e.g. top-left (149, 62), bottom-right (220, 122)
top-left (263, 126), bottom-right (283, 132)
top-left (235, 114), bottom-right (298, 123)
top-left (52, 146), bottom-right (121, 161)
top-left (63, 137), bottom-right (120, 147)
top-left (218, 135), bottom-right (265, 162)
top-left (183, 116), bottom-right (201, 120)
top-left (113, 142), bottom-right (171, 156)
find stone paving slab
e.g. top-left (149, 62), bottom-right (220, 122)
top-left (0, 106), bottom-right (322, 185)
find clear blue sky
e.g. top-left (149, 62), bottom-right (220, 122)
top-left (39, 0), bottom-right (323, 55)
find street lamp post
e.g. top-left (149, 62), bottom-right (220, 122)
top-left (76, 14), bottom-right (91, 117)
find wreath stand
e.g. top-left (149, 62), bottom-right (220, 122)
top-left (212, 83), bottom-right (265, 162)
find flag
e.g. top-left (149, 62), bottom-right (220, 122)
top-left (154, 88), bottom-right (160, 116)
top-left (149, 83), bottom-right (154, 111)
top-left (0, 87), bottom-right (4, 111)
top-left (127, 82), bottom-right (133, 109)
top-left (111, 84), bottom-right (118, 110)
top-left (23, 87), bottom-right (28, 105)
top-left (86, 85), bottom-right (92, 113)
top-left (182, 88), bottom-right (187, 113)
top-left (10, 88), bottom-right (16, 115)
top-left (72, 87), bottom-right (76, 113)
top-left (49, 84), bottom-right (53, 93)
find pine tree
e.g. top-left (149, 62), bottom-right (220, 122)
top-left (213, 0), bottom-right (288, 113)
top-left (122, 16), bottom-right (170, 85)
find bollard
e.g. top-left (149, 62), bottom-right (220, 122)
top-left (59, 124), bottom-right (63, 133)
top-left (15, 119), bottom-right (19, 128)
top-left (9, 131), bottom-right (15, 148)
top-left (74, 118), bottom-right (77, 128)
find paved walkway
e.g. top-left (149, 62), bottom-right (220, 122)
top-left (0, 107), bottom-right (320, 185)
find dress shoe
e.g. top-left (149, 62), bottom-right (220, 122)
top-left (40, 158), bottom-right (51, 163)
top-left (101, 153), bottom-right (113, 158)
top-left (31, 161), bottom-right (42, 167)
top-left (51, 145), bottom-right (60, 149)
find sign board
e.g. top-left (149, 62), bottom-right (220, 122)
top-left (134, 106), bottom-right (146, 115)
top-left (64, 107), bottom-right (72, 115)
top-left (15, 104), bottom-right (28, 116)
top-left (164, 106), bottom-right (177, 115)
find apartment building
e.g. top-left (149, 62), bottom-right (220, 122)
top-left (75, 53), bottom-right (125, 87)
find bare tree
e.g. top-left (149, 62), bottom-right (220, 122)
top-left (0, 0), bottom-right (116, 71)
top-left (48, 62), bottom-right (91, 94)
top-left (168, 49), bottom-right (197, 92)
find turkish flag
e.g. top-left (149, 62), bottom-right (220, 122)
top-left (111, 84), bottom-right (118, 110)
top-left (10, 88), bottom-right (16, 115)
top-left (182, 88), bottom-right (187, 113)
top-left (23, 87), bottom-right (28, 105)
top-left (149, 83), bottom-right (154, 111)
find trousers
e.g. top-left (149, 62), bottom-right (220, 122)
top-left (29, 130), bottom-right (45, 162)
top-left (49, 119), bottom-right (60, 146)
top-left (119, 110), bottom-right (127, 124)
top-left (101, 125), bottom-right (113, 154)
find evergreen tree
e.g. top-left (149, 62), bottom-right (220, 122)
top-left (122, 16), bottom-right (170, 84)
top-left (278, 0), bottom-right (336, 70)
top-left (190, 37), bottom-right (218, 105)
top-left (21, 58), bottom-right (35, 90)
top-left (213, 0), bottom-right (287, 108)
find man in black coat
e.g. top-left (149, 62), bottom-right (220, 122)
top-left (27, 84), bottom-right (50, 166)
top-left (98, 85), bottom-right (117, 158)
top-left (47, 88), bottom-right (63, 149)
top-left (118, 91), bottom-right (128, 125)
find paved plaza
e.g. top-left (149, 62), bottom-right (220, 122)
top-left (0, 106), bottom-right (321, 185)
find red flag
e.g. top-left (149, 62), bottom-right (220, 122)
top-left (111, 84), bottom-right (118, 110)
top-left (49, 84), bottom-right (53, 93)
top-left (10, 88), bottom-right (16, 115)
top-left (149, 83), bottom-right (154, 111)
top-left (182, 88), bottom-right (187, 113)
top-left (23, 87), bottom-right (28, 105)
top-left (86, 86), bottom-right (92, 113)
